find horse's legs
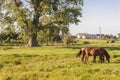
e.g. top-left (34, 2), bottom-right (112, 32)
top-left (93, 56), bottom-right (96, 63)
top-left (101, 55), bottom-right (104, 63)
top-left (85, 56), bottom-right (88, 63)
top-left (99, 56), bottom-right (102, 63)
top-left (81, 53), bottom-right (84, 62)
top-left (99, 55), bottom-right (104, 63)
top-left (81, 57), bottom-right (84, 62)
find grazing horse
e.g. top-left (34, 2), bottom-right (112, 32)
top-left (76, 47), bottom-right (110, 63)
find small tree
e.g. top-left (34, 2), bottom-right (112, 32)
top-left (62, 35), bottom-right (74, 46)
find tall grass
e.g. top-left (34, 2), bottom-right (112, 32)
top-left (0, 39), bottom-right (120, 80)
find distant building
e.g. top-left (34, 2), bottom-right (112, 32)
top-left (96, 34), bottom-right (104, 38)
top-left (76, 33), bottom-right (89, 39)
top-left (89, 34), bottom-right (98, 39)
top-left (76, 33), bottom-right (104, 39)
top-left (116, 33), bottom-right (120, 38)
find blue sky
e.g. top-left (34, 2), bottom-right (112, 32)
top-left (70, 0), bottom-right (120, 35)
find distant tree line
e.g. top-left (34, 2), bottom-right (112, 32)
top-left (0, 25), bottom-right (76, 46)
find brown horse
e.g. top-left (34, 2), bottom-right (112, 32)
top-left (76, 47), bottom-right (110, 63)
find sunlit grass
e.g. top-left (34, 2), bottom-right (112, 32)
top-left (0, 39), bottom-right (120, 80)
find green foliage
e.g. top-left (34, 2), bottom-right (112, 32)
top-left (62, 35), bottom-right (75, 45)
top-left (83, 41), bottom-right (90, 44)
top-left (0, 26), bottom-right (20, 44)
top-left (0, 0), bottom-right (83, 47)
top-left (37, 25), bottom-right (62, 45)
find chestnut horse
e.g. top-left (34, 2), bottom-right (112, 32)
top-left (76, 48), bottom-right (110, 63)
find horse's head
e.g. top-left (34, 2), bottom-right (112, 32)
top-left (101, 48), bottom-right (110, 63)
top-left (106, 55), bottom-right (110, 63)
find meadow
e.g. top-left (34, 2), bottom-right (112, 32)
top-left (0, 39), bottom-right (120, 80)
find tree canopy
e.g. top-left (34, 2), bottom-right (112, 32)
top-left (0, 0), bottom-right (83, 47)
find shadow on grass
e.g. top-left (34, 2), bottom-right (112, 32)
top-left (111, 60), bottom-right (120, 64)
top-left (63, 46), bottom-right (81, 49)
top-left (63, 46), bottom-right (120, 51)
top-left (0, 54), bottom-right (41, 58)
top-left (104, 47), bottom-right (120, 51)
top-left (113, 54), bottom-right (120, 58)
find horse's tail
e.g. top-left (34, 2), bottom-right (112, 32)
top-left (76, 49), bottom-right (82, 57)
top-left (102, 48), bottom-right (110, 63)
top-left (76, 48), bottom-right (86, 57)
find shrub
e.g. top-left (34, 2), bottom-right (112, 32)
top-left (83, 41), bottom-right (90, 44)
top-left (62, 35), bottom-right (75, 45)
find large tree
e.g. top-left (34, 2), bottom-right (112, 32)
top-left (0, 0), bottom-right (83, 47)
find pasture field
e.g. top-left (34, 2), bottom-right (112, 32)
top-left (0, 39), bottom-right (120, 80)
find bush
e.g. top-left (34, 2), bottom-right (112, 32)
top-left (83, 41), bottom-right (90, 44)
top-left (62, 35), bottom-right (75, 45)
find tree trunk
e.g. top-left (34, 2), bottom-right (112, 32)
top-left (27, 34), bottom-right (38, 47)
top-left (27, 7), bottom-right (39, 47)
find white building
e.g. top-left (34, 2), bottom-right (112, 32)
top-left (76, 33), bottom-right (101, 39)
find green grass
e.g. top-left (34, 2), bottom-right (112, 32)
top-left (0, 39), bottom-right (120, 80)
